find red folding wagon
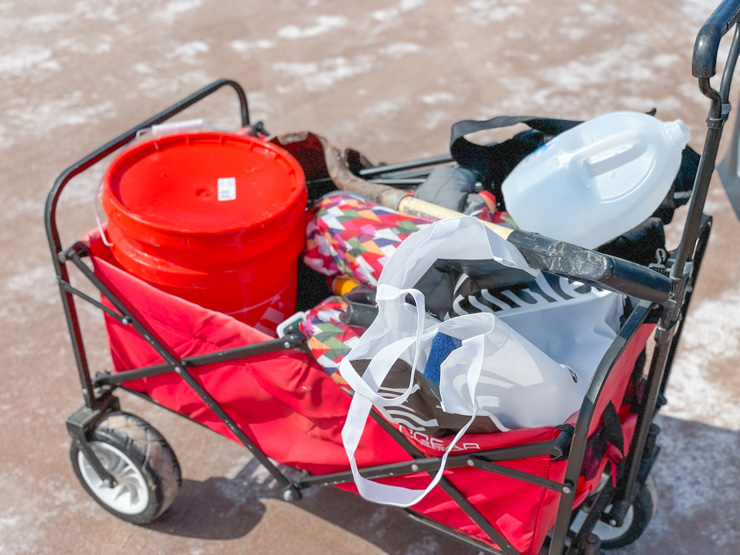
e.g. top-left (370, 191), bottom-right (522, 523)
top-left (46, 2), bottom-right (740, 553)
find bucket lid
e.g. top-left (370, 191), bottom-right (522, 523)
top-left (102, 132), bottom-right (306, 238)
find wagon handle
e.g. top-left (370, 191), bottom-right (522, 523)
top-left (692, 0), bottom-right (740, 78)
top-left (673, 2), bottom-right (740, 281)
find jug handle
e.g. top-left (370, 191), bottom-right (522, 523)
top-left (568, 128), bottom-right (645, 177)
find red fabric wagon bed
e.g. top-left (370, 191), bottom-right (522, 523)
top-left (83, 210), bottom-right (653, 555)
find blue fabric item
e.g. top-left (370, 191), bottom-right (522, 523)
top-left (423, 333), bottom-right (462, 385)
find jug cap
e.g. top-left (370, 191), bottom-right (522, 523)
top-left (663, 119), bottom-right (691, 149)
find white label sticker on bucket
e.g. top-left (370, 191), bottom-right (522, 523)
top-left (218, 177), bottom-right (236, 201)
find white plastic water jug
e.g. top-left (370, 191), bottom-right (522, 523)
top-left (501, 112), bottom-right (691, 249)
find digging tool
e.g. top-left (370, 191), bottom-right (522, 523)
top-left (271, 131), bottom-right (675, 305)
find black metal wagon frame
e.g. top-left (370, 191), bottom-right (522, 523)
top-left (46, 1), bottom-right (740, 552)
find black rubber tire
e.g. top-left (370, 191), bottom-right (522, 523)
top-left (69, 411), bottom-right (181, 524)
top-left (599, 476), bottom-right (658, 550)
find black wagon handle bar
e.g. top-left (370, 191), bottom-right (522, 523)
top-left (44, 78), bottom-right (249, 259)
top-left (693, 0), bottom-right (740, 78)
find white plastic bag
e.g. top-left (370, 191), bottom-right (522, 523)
top-left (339, 217), bottom-right (623, 507)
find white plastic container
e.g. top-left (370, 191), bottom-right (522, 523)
top-left (501, 111), bottom-right (691, 249)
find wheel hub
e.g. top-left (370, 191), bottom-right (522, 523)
top-left (77, 441), bottom-right (150, 515)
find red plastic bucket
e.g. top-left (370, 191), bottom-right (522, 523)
top-left (102, 132), bottom-right (307, 334)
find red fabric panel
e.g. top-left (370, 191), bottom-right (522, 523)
top-left (86, 232), bottom-right (411, 475)
top-left (385, 422), bottom-right (566, 553)
top-left (335, 452), bottom-right (566, 554)
top-left (589, 324), bottom-right (655, 439)
top-left (82, 228), bottom-right (655, 555)
top-left (572, 324), bottom-right (655, 507)
top-left (89, 230), bottom-right (561, 553)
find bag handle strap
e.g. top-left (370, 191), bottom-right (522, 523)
top-left (339, 287), bottom-right (428, 407)
top-left (342, 381), bottom-right (478, 507)
top-left (450, 115), bottom-right (582, 191)
top-left (340, 311), bottom-right (490, 507)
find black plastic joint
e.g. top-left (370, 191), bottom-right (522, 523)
top-left (251, 121), bottom-right (269, 137)
top-left (605, 499), bottom-right (631, 527)
top-left (582, 533), bottom-right (602, 555)
top-left (282, 485), bottom-right (303, 502)
top-left (66, 396), bottom-right (120, 436)
top-left (282, 331), bottom-right (307, 348)
top-left (656, 311), bottom-right (683, 340)
top-left (66, 397), bottom-right (121, 486)
top-left (550, 425), bottom-right (574, 460)
top-left (648, 263), bottom-right (671, 277)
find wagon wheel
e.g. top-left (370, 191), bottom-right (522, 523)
top-left (69, 411), bottom-right (181, 524)
top-left (572, 474), bottom-right (658, 550)
top-left (597, 474), bottom-right (658, 550)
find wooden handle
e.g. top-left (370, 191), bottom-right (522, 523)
top-left (310, 133), bottom-right (516, 240)
top-left (396, 196), bottom-right (513, 240)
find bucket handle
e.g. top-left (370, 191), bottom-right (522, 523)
top-left (93, 179), bottom-right (113, 248)
top-left (94, 118), bottom-right (207, 248)
top-left (136, 118), bottom-right (205, 139)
